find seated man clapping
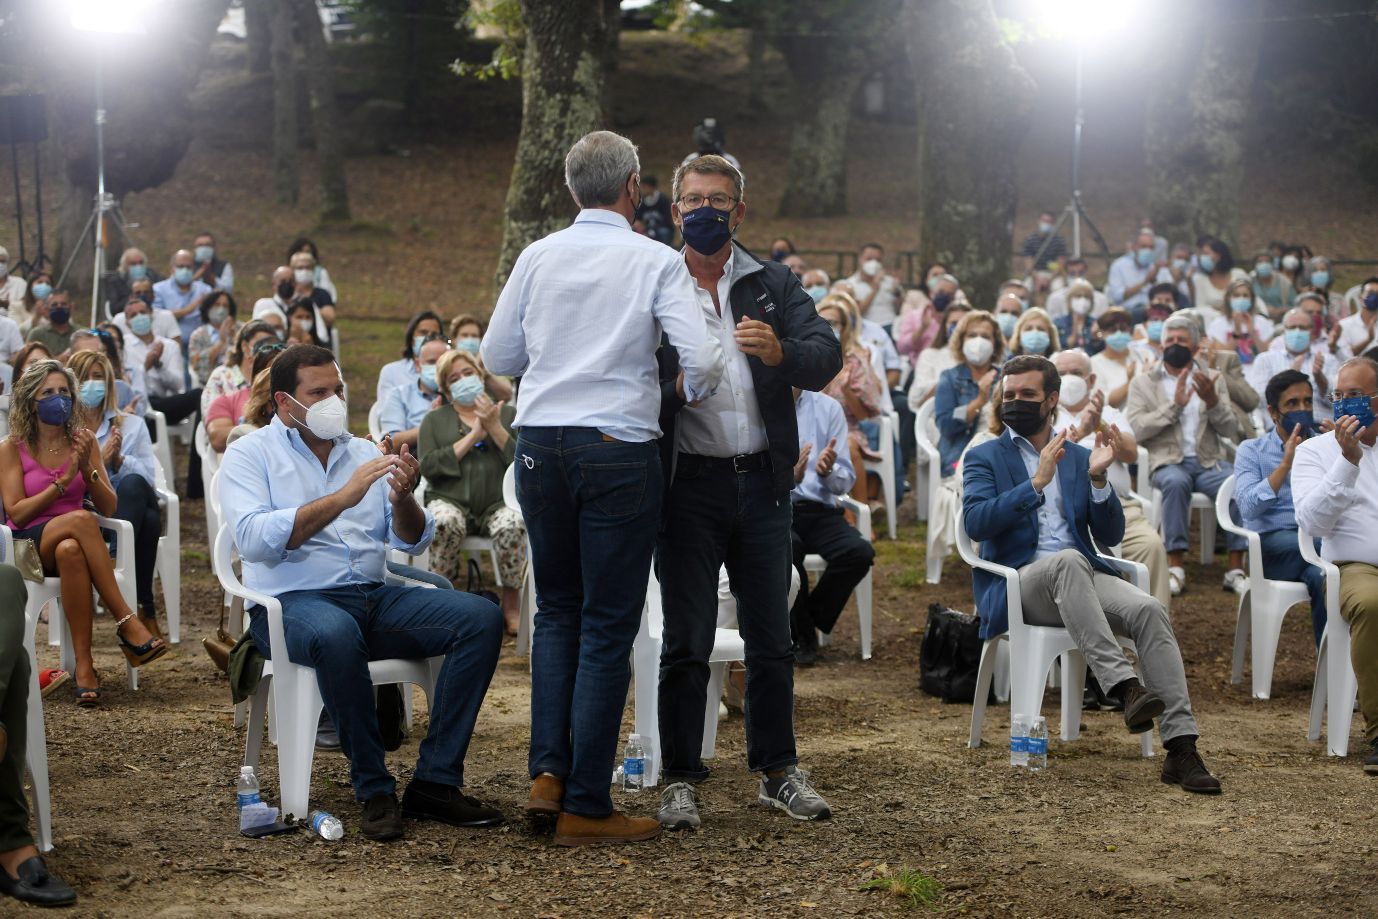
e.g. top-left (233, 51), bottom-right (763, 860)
top-left (962, 354), bottom-right (1220, 794)
top-left (219, 344), bottom-right (505, 842)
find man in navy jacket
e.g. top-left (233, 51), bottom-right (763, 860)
top-left (962, 355), bottom-right (1220, 794)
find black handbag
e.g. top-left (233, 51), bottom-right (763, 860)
top-left (466, 558), bottom-right (500, 607)
top-left (918, 603), bottom-right (984, 703)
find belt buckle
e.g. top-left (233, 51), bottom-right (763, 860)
top-left (732, 454), bottom-right (751, 475)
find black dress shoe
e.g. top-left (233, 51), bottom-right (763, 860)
top-left (1364, 740), bottom-right (1378, 775)
top-left (0, 856), bottom-right (77, 907)
top-left (1121, 685), bottom-right (1166, 734)
top-left (376, 684), bottom-right (407, 752)
top-left (315, 711), bottom-right (340, 751)
top-left (402, 779), bottom-right (505, 827)
top-left (361, 792), bottom-right (405, 841)
top-left (1161, 746), bottom-right (1222, 794)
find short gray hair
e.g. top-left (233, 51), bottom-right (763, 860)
top-left (1163, 313), bottom-right (1201, 344)
top-left (564, 131), bottom-right (640, 208)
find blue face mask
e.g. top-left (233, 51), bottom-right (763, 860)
top-left (932, 292), bottom-right (953, 312)
top-left (456, 337), bottom-right (481, 356)
top-left (1171, 258), bottom-right (1187, 272)
top-left (129, 313), bottom-right (153, 336)
top-left (1135, 248), bottom-right (1154, 268)
top-left (412, 335), bottom-right (427, 356)
top-left (805, 285), bottom-right (827, 304)
top-left (1311, 271), bottom-right (1331, 289)
top-left (449, 375), bottom-right (484, 405)
top-left (1198, 254), bottom-right (1216, 273)
top-left (1334, 395), bottom-right (1376, 430)
top-left (419, 365), bottom-right (438, 391)
top-left (1255, 262), bottom-right (1273, 279)
top-left (174, 266), bottom-right (194, 285)
top-left (1284, 328), bottom-right (1312, 353)
top-left (1146, 319), bottom-right (1165, 343)
top-left (926, 276), bottom-right (942, 293)
top-left (32, 282), bottom-right (52, 300)
top-left (79, 380), bottom-right (106, 408)
top-left (1020, 329), bottom-right (1051, 354)
top-left (194, 245), bottom-right (214, 263)
top-left (36, 394), bottom-right (73, 426)
top-left (996, 313), bottom-right (1017, 338)
top-left (1230, 296), bottom-right (1253, 314)
top-left (128, 264), bottom-right (148, 280)
top-left (1365, 293), bottom-right (1378, 313)
top-left (1105, 330), bottom-right (1133, 352)
top-left (1278, 409), bottom-right (1317, 440)
top-left (679, 205), bottom-right (733, 256)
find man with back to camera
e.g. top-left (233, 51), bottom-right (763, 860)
top-left (653, 153), bottom-right (843, 832)
top-left (218, 344), bottom-right (506, 841)
top-left (963, 354), bottom-right (1221, 793)
top-left (483, 130), bottom-right (724, 846)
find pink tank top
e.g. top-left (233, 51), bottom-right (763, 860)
top-left (8, 441), bottom-right (88, 530)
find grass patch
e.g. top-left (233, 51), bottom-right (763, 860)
top-left (892, 568), bottom-right (925, 589)
top-left (859, 866), bottom-right (943, 910)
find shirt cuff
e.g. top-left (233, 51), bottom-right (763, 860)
top-left (253, 508), bottom-right (297, 560)
top-left (389, 504), bottom-right (436, 555)
top-left (1090, 481), bottom-right (1112, 503)
top-left (1329, 454), bottom-right (1362, 489)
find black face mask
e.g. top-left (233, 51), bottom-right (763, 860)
top-left (277, 280), bottom-right (294, 301)
top-left (1000, 398), bottom-right (1049, 438)
top-left (1162, 343), bottom-right (1193, 370)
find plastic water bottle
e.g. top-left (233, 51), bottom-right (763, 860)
top-left (308, 810), bottom-right (344, 840)
top-left (237, 766), bottom-right (277, 831)
top-left (237, 766), bottom-right (262, 809)
top-left (1027, 716), bottom-right (1049, 771)
top-left (622, 734), bottom-right (646, 792)
top-left (1009, 715), bottom-right (1029, 767)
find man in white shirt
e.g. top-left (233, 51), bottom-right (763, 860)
top-left (1293, 356), bottom-right (1378, 773)
top-left (0, 311), bottom-right (22, 364)
top-left (845, 243), bottom-right (902, 329)
top-left (112, 293), bottom-right (180, 343)
top-left (0, 246), bottom-right (28, 331)
top-left (1108, 230), bottom-right (1163, 319)
top-left (1249, 306), bottom-right (1339, 427)
top-left (482, 130), bottom-right (722, 847)
top-left (1336, 276), bottom-right (1378, 359)
top-left (1046, 259), bottom-right (1109, 320)
top-left (123, 297), bottom-right (204, 495)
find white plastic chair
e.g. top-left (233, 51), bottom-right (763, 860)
top-left (957, 508), bottom-right (1154, 758)
top-left (214, 526), bottom-right (443, 821)
top-left (913, 399), bottom-right (944, 584)
top-left (1300, 527), bottom-right (1359, 756)
top-left (195, 422), bottom-right (219, 542)
top-left (862, 412), bottom-right (897, 540)
top-left (632, 567), bottom-right (745, 787)
top-left (367, 402), bottom-right (383, 441)
top-left (801, 495), bottom-right (873, 660)
top-left (153, 457), bottom-right (182, 644)
top-left (503, 465), bottom-right (537, 657)
top-left (149, 410), bottom-right (174, 488)
top-left (1214, 476), bottom-right (1310, 699)
top-left (22, 595), bottom-right (52, 852)
top-left (1139, 447), bottom-right (1216, 564)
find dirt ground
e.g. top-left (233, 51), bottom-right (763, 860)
top-left (24, 486), bottom-right (1378, 919)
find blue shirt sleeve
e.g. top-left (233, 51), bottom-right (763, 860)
top-left (117, 414), bottom-right (159, 488)
top-left (220, 438), bottom-right (296, 563)
top-left (1233, 437), bottom-right (1277, 526)
top-left (378, 385), bottom-right (408, 436)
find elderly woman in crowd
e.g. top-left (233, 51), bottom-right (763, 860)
top-left (817, 293), bottom-right (884, 503)
top-left (906, 300), bottom-right (969, 411)
top-left (186, 290), bottom-right (242, 383)
top-left (69, 349), bottom-right (164, 639)
top-left (0, 360), bottom-right (166, 704)
top-left (1053, 278), bottom-right (1100, 351)
top-left (1207, 277), bottom-right (1273, 364)
top-left (934, 309), bottom-right (1006, 480)
top-left (1088, 307), bottom-right (1143, 408)
top-left (199, 319), bottom-right (279, 419)
top-left (895, 272), bottom-right (959, 361)
top-left (1009, 306), bottom-right (1060, 359)
top-left (417, 349), bottom-right (525, 633)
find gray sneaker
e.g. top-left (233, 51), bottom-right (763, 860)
top-left (657, 781), bottom-right (701, 831)
top-left (759, 766), bottom-right (832, 821)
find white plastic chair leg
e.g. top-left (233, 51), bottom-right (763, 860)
top-left (1326, 623), bottom-right (1358, 757)
top-left (967, 637), bottom-right (1002, 748)
top-left (24, 653), bottom-right (52, 853)
top-left (1230, 592), bottom-right (1251, 687)
top-left (1308, 636), bottom-right (1328, 742)
top-left (1200, 507), bottom-right (1217, 566)
top-left (702, 663), bottom-right (726, 760)
top-left (243, 676), bottom-right (273, 770)
top-left (1250, 593), bottom-right (1287, 701)
top-left (1059, 650), bottom-right (1086, 742)
top-left (992, 641), bottom-right (1010, 703)
top-left (632, 628), bottom-right (662, 788)
top-left (856, 572), bottom-right (873, 661)
top-left (276, 678), bottom-right (323, 821)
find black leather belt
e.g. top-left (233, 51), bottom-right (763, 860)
top-left (681, 451), bottom-right (772, 474)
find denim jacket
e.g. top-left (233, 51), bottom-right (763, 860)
top-left (934, 363), bottom-right (985, 477)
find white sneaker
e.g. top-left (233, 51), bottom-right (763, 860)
top-left (658, 781), bottom-right (701, 831)
top-left (1168, 566), bottom-right (1186, 597)
top-left (1222, 568), bottom-right (1247, 593)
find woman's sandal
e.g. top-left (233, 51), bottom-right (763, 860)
top-left (115, 614), bottom-right (168, 668)
top-left (73, 684), bottom-right (101, 707)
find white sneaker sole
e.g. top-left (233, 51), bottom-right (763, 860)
top-left (758, 793), bottom-right (831, 821)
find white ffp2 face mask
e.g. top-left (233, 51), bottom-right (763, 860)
top-left (1059, 374), bottom-right (1089, 407)
top-left (290, 393), bottom-right (349, 441)
top-left (861, 258), bottom-right (883, 277)
top-left (962, 336), bottom-right (994, 365)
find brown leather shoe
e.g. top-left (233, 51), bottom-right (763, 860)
top-left (552, 811), bottom-right (661, 846)
top-left (526, 773), bottom-right (564, 817)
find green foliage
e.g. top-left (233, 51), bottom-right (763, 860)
top-left (858, 866), bottom-right (943, 910)
top-left (451, 0), bottom-right (524, 81)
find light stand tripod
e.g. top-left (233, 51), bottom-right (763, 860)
top-left (1029, 40), bottom-right (1112, 270)
top-left (55, 52), bottom-right (137, 327)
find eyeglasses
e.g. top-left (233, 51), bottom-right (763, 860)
top-left (677, 193), bottom-right (737, 210)
top-left (253, 341), bottom-right (288, 357)
top-left (1330, 390), bottom-right (1377, 403)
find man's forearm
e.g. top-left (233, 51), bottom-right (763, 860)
top-left (392, 493), bottom-right (425, 545)
top-left (287, 491), bottom-right (348, 550)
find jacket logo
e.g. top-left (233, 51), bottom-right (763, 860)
top-left (754, 292), bottom-right (776, 313)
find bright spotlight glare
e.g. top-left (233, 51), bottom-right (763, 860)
top-left (1037, 0), bottom-right (1136, 38)
top-left (69, 0), bottom-right (150, 35)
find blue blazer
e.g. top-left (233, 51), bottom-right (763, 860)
top-left (961, 432), bottom-right (1125, 640)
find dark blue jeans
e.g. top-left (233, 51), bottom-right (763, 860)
top-left (657, 455), bottom-right (797, 782)
top-left (517, 426), bottom-right (662, 818)
top-left (249, 583), bottom-right (503, 802)
top-left (114, 474), bottom-right (161, 611)
top-left (1260, 528), bottom-right (1327, 647)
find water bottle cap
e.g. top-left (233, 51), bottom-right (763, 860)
top-left (240, 766), bottom-right (254, 774)
top-left (629, 733), bottom-right (642, 743)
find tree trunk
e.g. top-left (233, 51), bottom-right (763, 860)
top-left (271, 0), bottom-right (300, 205)
top-left (775, 37), bottom-right (868, 218)
top-left (493, 0), bottom-right (607, 293)
top-left (1145, 0), bottom-right (1261, 254)
top-left (746, 28), bottom-right (767, 111)
top-left (602, 0), bottom-right (620, 123)
top-left (294, 0), bottom-right (351, 222)
top-left (244, 0), bottom-right (272, 74)
top-left (905, 0), bottom-right (1035, 309)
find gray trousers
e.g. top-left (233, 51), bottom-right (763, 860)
top-left (1019, 549), bottom-right (1199, 743)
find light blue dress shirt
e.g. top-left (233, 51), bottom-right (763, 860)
top-left (1234, 430), bottom-right (1299, 534)
top-left (376, 357), bottom-right (418, 406)
top-left (93, 409), bottom-right (158, 489)
top-left (1107, 252), bottom-right (1155, 314)
top-left (380, 381), bottom-right (436, 436)
top-left (219, 417), bottom-right (434, 597)
top-left (481, 209), bottom-right (723, 442)
top-left (152, 277), bottom-right (214, 344)
top-left (791, 390), bottom-right (855, 506)
top-left (1008, 429), bottom-right (1111, 559)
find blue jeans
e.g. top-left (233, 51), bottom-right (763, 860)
top-left (1260, 528), bottom-right (1327, 647)
top-left (249, 583), bottom-right (503, 802)
top-left (516, 426), bottom-right (662, 818)
top-left (657, 455), bottom-right (797, 782)
top-left (1151, 457), bottom-right (1246, 554)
